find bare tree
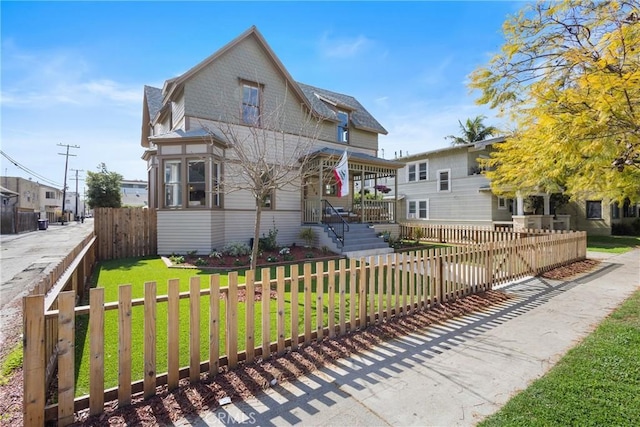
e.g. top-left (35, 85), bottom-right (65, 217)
top-left (203, 91), bottom-right (322, 270)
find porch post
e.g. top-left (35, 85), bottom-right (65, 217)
top-left (516, 192), bottom-right (524, 216)
top-left (543, 194), bottom-right (551, 215)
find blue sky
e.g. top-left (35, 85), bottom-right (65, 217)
top-left (1, 1), bottom-right (523, 187)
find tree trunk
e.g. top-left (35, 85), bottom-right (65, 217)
top-left (250, 202), bottom-right (263, 271)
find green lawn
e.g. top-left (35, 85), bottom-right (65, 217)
top-left (480, 289), bottom-right (640, 426)
top-left (587, 235), bottom-right (640, 254)
top-left (74, 256), bottom-right (417, 397)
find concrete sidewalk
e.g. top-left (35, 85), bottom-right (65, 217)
top-left (175, 249), bottom-right (639, 427)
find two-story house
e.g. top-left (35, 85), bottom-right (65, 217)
top-left (392, 137), bottom-right (639, 235)
top-left (140, 26), bottom-right (402, 254)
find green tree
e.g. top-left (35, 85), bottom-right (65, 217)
top-left (86, 163), bottom-right (122, 208)
top-left (445, 115), bottom-right (499, 145)
top-left (470, 0), bottom-right (640, 203)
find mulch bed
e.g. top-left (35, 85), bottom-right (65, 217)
top-left (169, 245), bottom-right (342, 271)
top-left (0, 256), bottom-right (603, 427)
top-left (540, 258), bottom-right (601, 280)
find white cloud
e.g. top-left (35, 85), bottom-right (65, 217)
top-left (319, 32), bottom-right (372, 58)
top-left (1, 44), bottom-right (140, 111)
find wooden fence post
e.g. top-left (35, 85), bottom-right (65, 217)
top-left (57, 291), bottom-right (75, 427)
top-left (167, 280), bottom-right (179, 390)
top-left (118, 285), bottom-right (133, 405)
top-left (209, 275), bottom-right (220, 377)
top-left (245, 270), bottom-right (255, 362)
top-left (89, 288), bottom-right (105, 415)
top-left (143, 282), bottom-right (156, 399)
top-left (261, 268), bottom-right (271, 358)
top-left (189, 277), bottom-right (201, 383)
top-left (23, 295), bottom-right (45, 427)
top-left (227, 272), bottom-right (238, 368)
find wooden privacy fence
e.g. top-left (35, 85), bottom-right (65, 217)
top-left (94, 207), bottom-right (157, 261)
top-left (400, 223), bottom-right (574, 245)
top-left (23, 231), bottom-right (586, 425)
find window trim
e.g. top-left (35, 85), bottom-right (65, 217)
top-left (187, 159), bottom-right (206, 207)
top-left (407, 161), bottom-right (428, 182)
top-left (498, 197), bottom-right (508, 210)
top-left (337, 110), bottom-right (349, 143)
top-left (437, 168), bottom-right (451, 192)
top-left (241, 81), bottom-right (262, 126)
top-left (407, 199), bottom-right (429, 220)
top-left (164, 159), bottom-right (183, 208)
top-left (161, 157), bottom-right (222, 209)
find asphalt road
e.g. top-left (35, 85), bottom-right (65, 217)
top-left (0, 218), bottom-right (94, 352)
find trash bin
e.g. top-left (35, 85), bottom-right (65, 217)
top-left (38, 219), bottom-right (48, 230)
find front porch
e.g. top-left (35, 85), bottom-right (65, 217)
top-left (302, 148), bottom-right (403, 225)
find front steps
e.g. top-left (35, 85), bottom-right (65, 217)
top-left (323, 223), bottom-right (394, 258)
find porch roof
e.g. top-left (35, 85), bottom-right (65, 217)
top-left (308, 147), bottom-right (404, 169)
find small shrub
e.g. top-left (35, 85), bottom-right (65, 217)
top-left (299, 227), bottom-right (316, 247)
top-left (321, 245), bottom-right (330, 254)
top-left (209, 251), bottom-right (223, 259)
top-left (194, 257), bottom-right (207, 266)
top-left (305, 252), bottom-right (315, 258)
top-left (169, 255), bottom-right (185, 264)
top-left (259, 221), bottom-right (279, 251)
top-left (233, 258), bottom-right (244, 266)
top-left (223, 241), bottom-right (251, 257)
top-left (187, 250), bottom-right (198, 256)
top-left (283, 254), bottom-right (295, 261)
top-left (266, 256), bottom-right (278, 263)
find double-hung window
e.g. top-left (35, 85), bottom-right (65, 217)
top-left (211, 162), bottom-right (221, 207)
top-left (188, 160), bottom-right (206, 206)
top-left (407, 161), bottom-right (428, 182)
top-left (242, 83), bottom-right (261, 125)
top-left (337, 110), bottom-right (349, 142)
top-left (164, 160), bottom-right (182, 207)
top-left (408, 200), bottom-right (428, 219)
top-left (437, 169), bottom-right (451, 192)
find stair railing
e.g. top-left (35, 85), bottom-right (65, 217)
top-left (321, 199), bottom-right (349, 247)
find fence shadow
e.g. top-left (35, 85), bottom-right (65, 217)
top-left (170, 268), bottom-right (597, 427)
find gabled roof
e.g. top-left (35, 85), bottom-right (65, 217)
top-left (144, 85), bottom-right (163, 119)
top-left (297, 83), bottom-right (388, 135)
top-left (161, 26), bottom-right (313, 116)
top-left (146, 26), bottom-right (387, 140)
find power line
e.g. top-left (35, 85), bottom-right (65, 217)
top-left (0, 149), bottom-right (63, 187)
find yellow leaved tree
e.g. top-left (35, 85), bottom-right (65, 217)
top-left (470, 0), bottom-right (640, 203)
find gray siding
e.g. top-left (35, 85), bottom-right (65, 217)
top-left (182, 35), bottom-right (379, 151)
top-left (158, 210), bottom-right (216, 254)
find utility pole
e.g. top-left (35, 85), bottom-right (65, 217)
top-left (58, 143), bottom-right (79, 224)
top-left (70, 168), bottom-right (84, 220)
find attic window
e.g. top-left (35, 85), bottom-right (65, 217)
top-left (242, 83), bottom-right (261, 125)
top-left (337, 110), bottom-right (349, 143)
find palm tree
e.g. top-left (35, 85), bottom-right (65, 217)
top-left (445, 115), bottom-right (498, 145)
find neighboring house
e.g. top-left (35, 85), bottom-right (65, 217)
top-left (38, 183), bottom-right (63, 222)
top-left (391, 137), bottom-right (514, 226)
top-left (391, 138), bottom-right (640, 235)
top-left (140, 26), bottom-right (402, 254)
top-left (0, 177), bottom-right (65, 233)
top-left (121, 179), bottom-right (148, 207)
